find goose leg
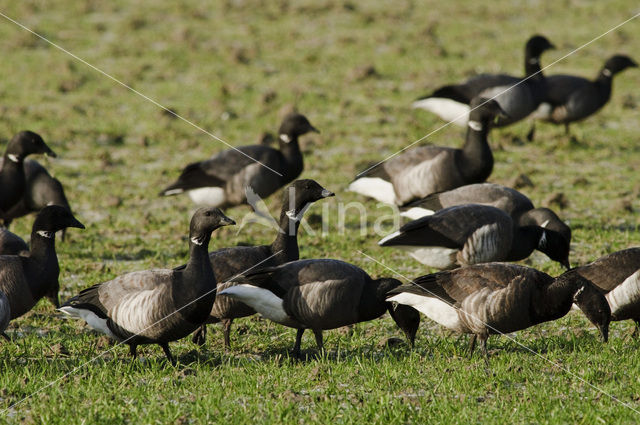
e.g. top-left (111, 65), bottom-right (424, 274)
top-left (468, 334), bottom-right (477, 358)
top-left (313, 329), bottom-right (324, 354)
top-left (222, 319), bottom-right (233, 348)
top-left (564, 123), bottom-right (570, 135)
top-left (478, 334), bottom-right (490, 367)
top-left (292, 328), bottom-right (305, 358)
top-left (191, 325), bottom-right (207, 346)
top-left (526, 123), bottom-right (536, 142)
top-left (129, 344), bottom-right (138, 359)
top-left (1, 332), bottom-right (10, 342)
top-left (160, 343), bottom-right (176, 365)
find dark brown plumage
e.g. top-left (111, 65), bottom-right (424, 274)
top-left (387, 263), bottom-right (610, 356)
top-left (0, 228), bottom-right (29, 256)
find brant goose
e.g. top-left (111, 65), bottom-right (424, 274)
top-left (0, 131), bottom-right (56, 215)
top-left (387, 263), bottom-right (610, 356)
top-left (60, 208), bottom-right (235, 364)
top-left (349, 98), bottom-right (505, 205)
top-left (413, 35), bottom-right (555, 127)
top-left (160, 113), bottom-right (318, 207)
top-left (400, 182), bottom-right (535, 220)
top-left (0, 291), bottom-right (9, 340)
top-left (379, 204), bottom-right (571, 269)
top-left (563, 248), bottom-right (640, 334)
top-left (0, 159), bottom-right (72, 237)
top-left (190, 179), bottom-right (334, 347)
top-left (0, 228), bottom-right (29, 256)
top-left (530, 55), bottom-right (637, 139)
top-left (0, 206), bottom-right (84, 321)
top-left (219, 259), bottom-right (420, 356)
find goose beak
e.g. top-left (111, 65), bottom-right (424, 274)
top-left (221, 216), bottom-right (236, 226)
top-left (68, 217), bottom-right (85, 229)
top-left (321, 189), bottom-right (334, 198)
top-left (44, 146), bottom-right (57, 158)
top-left (308, 125), bottom-right (320, 134)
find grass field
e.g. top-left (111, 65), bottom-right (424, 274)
top-left (1, 0), bottom-right (640, 423)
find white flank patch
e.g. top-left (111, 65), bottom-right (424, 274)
top-left (59, 306), bottom-right (118, 339)
top-left (397, 246), bottom-right (458, 269)
top-left (163, 188), bottom-right (184, 196)
top-left (388, 292), bottom-right (462, 331)
top-left (400, 207), bottom-right (435, 220)
top-left (460, 223), bottom-right (502, 265)
top-left (348, 177), bottom-right (397, 205)
top-left (411, 98), bottom-right (469, 127)
top-left (188, 187), bottom-right (226, 206)
top-left (531, 102), bottom-right (553, 120)
top-left (219, 284), bottom-right (289, 324)
top-left (378, 230), bottom-right (402, 246)
top-left (605, 270), bottom-right (640, 316)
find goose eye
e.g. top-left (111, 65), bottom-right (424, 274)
top-left (205, 211), bottom-right (211, 217)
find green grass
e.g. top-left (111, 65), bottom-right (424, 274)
top-left (0, 0), bottom-right (640, 423)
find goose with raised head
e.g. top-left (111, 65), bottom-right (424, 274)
top-left (219, 259), bottom-right (420, 356)
top-left (350, 98), bottom-right (505, 205)
top-left (413, 35), bottom-right (555, 127)
top-left (387, 263), bottom-right (610, 356)
top-left (379, 204), bottom-right (571, 269)
top-left (190, 179), bottom-right (334, 347)
top-left (0, 206), bottom-right (84, 322)
top-left (530, 55), bottom-right (637, 139)
top-left (60, 208), bottom-right (235, 364)
top-left (0, 131), bottom-right (56, 215)
top-left (160, 113), bottom-right (318, 208)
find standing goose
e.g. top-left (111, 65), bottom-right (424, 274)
top-left (0, 206), bottom-right (84, 322)
top-left (160, 113), bottom-right (319, 207)
top-left (219, 259), bottom-right (421, 356)
top-left (400, 182), bottom-right (535, 220)
top-left (0, 291), bottom-right (9, 341)
top-left (349, 98), bottom-right (505, 205)
top-left (387, 263), bottom-right (610, 356)
top-left (190, 179), bottom-right (334, 347)
top-left (60, 208), bottom-right (235, 364)
top-left (0, 131), bottom-right (56, 215)
top-left (0, 159), bottom-right (73, 238)
top-left (564, 248), bottom-right (640, 334)
top-left (530, 55), bottom-right (637, 139)
top-left (379, 204), bottom-right (571, 269)
top-left (413, 35), bottom-right (555, 127)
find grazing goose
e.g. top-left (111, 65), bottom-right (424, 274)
top-left (0, 291), bottom-right (9, 341)
top-left (0, 131), bottom-right (56, 215)
top-left (160, 113), bottom-right (319, 207)
top-left (564, 248), bottom-right (640, 333)
top-left (219, 259), bottom-right (421, 356)
top-left (349, 98), bottom-right (505, 205)
top-left (379, 204), bottom-right (571, 269)
top-left (400, 183), bottom-right (535, 220)
top-left (387, 263), bottom-right (610, 356)
top-left (530, 55), bottom-right (637, 139)
top-left (190, 179), bottom-right (334, 347)
top-left (60, 208), bottom-right (235, 364)
top-left (0, 206), bottom-right (84, 322)
top-left (0, 228), bottom-right (29, 255)
top-left (0, 159), bottom-right (72, 237)
top-left (413, 35), bottom-right (555, 127)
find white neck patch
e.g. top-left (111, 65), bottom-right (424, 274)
top-left (468, 120), bottom-right (483, 131)
top-left (285, 203), bottom-right (311, 222)
top-left (538, 231), bottom-right (547, 249)
top-left (37, 230), bottom-right (54, 239)
top-left (7, 154), bottom-right (19, 163)
top-left (279, 134), bottom-right (291, 143)
top-left (190, 235), bottom-right (205, 246)
top-left (528, 58), bottom-right (539, 64)
top-left (540, 219), bottom-right (550, 228)
top-left (602, 68), bottom-right (612, 77)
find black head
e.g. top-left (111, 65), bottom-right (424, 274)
top-left (525, 208), bottom-right (571, 269)
top-left (602, 55), bottom-right (638, 76)
top-left (278, 113), bottom-right (319, 143)
top-left (571, 278), bottom-right (611, 342)
top-left (7, 131), bottom-right (56, 159)
top-left (284, 179), bottom-right (334, 217)
top-left (189, 207), bottom-right (235, 239)
top-left (32, 205), bottom-right (84, 235)
top-left (468, 97), bottom-right (509, 124)
top-left (378, 277), bottom-right (421, 346)
top-left (525, 35), bottom-right (555, 58)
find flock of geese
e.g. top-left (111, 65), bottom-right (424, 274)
top-left (0, 34), bottom-right (638, 364)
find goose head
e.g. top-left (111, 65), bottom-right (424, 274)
top-left (189, 207), bottom-right (235, 244)
top-left (284, 179), bottom-right (334, 223)
top-left (7, 131), bottom-right (56, 160)
top-left (525, 35), bottom-right (555, 59)
top-left (381, 278), bottom-right (421, 346)
top-left (33, 205), bottom-right (85, 236)
top-left (278, 113), bottom-right (319, 144)
top-left (571, 279), bottom-right (611, 342)
top-left (523, 208), bottom-right (571, 269)
top-left (603, 55), bottom-right (638, 76)
top-left (468, 97), bottom-right (509, 126)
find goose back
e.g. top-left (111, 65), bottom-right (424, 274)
top-left (0, 228), bottom-right (28, 255)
